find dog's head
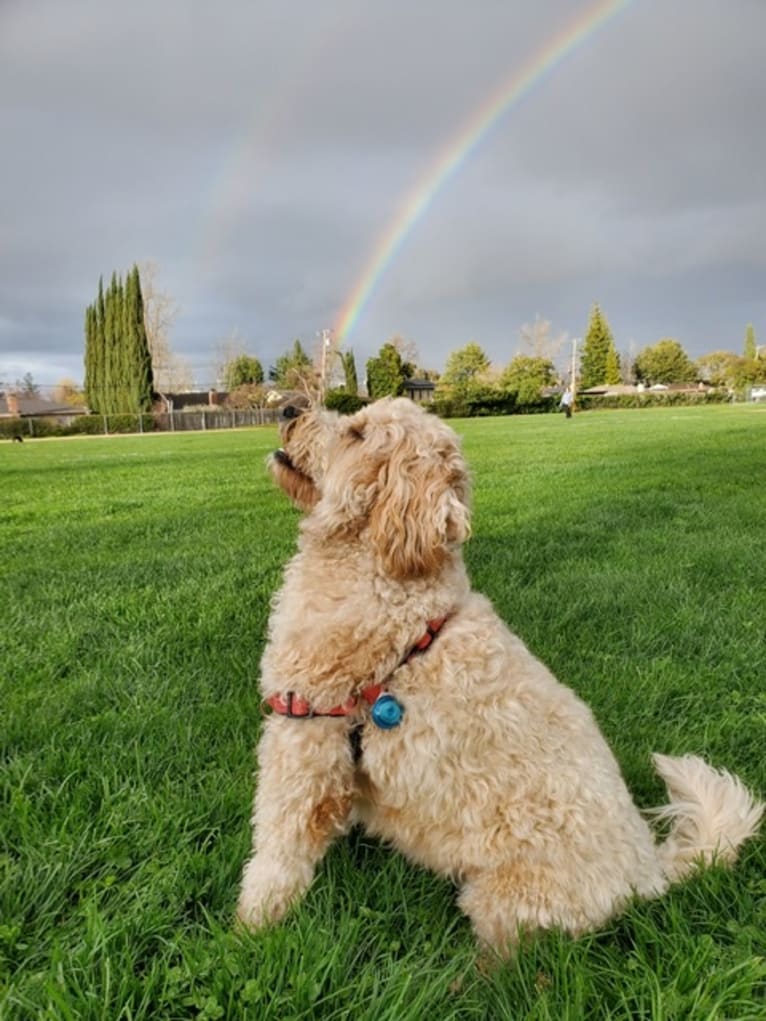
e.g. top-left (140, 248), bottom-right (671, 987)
top-left (269, 397), bottom-right (339, 512)
top-left (271, 396), bottom-right (471, 580)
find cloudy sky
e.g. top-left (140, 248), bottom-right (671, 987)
top-left (1, 0), bottom-right (764, 391)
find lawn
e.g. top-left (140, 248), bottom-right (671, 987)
top-left (1, 405), bottom-right (765, 1020)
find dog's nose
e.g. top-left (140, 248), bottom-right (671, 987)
top-left (279, 403), bottom-right (304, 423)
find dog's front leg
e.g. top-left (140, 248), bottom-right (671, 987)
top-left (236, 716), bottom-right (354, 931)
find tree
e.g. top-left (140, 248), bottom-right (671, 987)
top-left (604, 346), bottom-right (621, 385)
top-left (580, 304), bottom-right (620, 388)
top-left (53, 378), bottom-right (86, 406)
top-left (139, 261), bottom-right (191, 392)
top-left (743, 324), bottom-right (757, 361)
top-left (90, 276), bottom-right (106, 409)
top-left (386, 334), bottom-right (418, 377)
top-left (102, 272), bottom-right (121, 410)
top-left (499, 355), bottom-right (556, 405)
top-left (339, 349), bottom-right (359, 395)
top-left (737, 324), bottom-right (766, 388)
top-left (272, 339), bottom-right (317, 394)
top-left (16, 372), bottom-right (40, 396)
top-left (440, 342), bottom-right (491, 388)
top-left (433, 342), bottom-right (495, 414)
top-left (366, 342), bottom-right (411, 399)
top-left (83, 265), bottom-right (154, 413)
top-left (633, 339), bottom-right (697, 385)
top-left (224, 383), bottom-right (269, 409)
top-left (223, 354), bottom-right (264, 390)
top-left (125, 265), bottom-right (154, 413)
top-left (518, 315), bottom-right (567, 363)
top-left (696, 350), bottom-right (740, 388)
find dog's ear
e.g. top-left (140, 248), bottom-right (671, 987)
top-left (368, 438), bottom-right (471, 580)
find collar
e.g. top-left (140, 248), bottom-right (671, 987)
top-left (264, 616), bottom-right (449, 719)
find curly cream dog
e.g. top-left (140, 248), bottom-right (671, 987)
top-left (237, 397), bottom-right (762, 951)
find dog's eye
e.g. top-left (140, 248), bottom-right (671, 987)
top-left (347, 425), bottom-right (365, 442)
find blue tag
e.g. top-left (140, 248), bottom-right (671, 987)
top-left (371, 693), bottom-right (404, 730)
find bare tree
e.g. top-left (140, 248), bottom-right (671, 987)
top-left (139, 261), bottom-right (192, 391)
top-left (518, 315), bottom-right (570, 381)
top-left (519, 315), bottom-right (567, 362)
top-left (16, 372), bottom-right (40, 396)
top-left (620, 340), bottom-right (638, 384)
top-left (213, 328), bottom-right (249, 390)
top-left (387, 334), bottom-right (420, 371)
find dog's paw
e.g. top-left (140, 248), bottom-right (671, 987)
top-left (234, 896), bottom-right (267, 933)
top-left (236, 855), bottom-right (314, 931)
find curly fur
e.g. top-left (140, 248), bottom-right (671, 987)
top-left (237, 397), bottom-right (763, 952)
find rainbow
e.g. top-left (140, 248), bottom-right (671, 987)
top-left (335, 0), bottom-right (633, 343)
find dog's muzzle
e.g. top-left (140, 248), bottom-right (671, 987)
top-left (272, 448), bottom-right (294, 469)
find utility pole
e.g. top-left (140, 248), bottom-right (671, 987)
top-left (570, 338), bottom-right (578, 413)
top-left (318, 328), bottom-right (332, 406)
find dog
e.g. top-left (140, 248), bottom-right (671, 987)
top-left (237, 396), bottom-right (762, 952)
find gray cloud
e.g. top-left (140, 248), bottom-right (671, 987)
top-left (1, 0), bottom-right (764, 391)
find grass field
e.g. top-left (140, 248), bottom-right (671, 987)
top-left (2, 405), bottom-right (765, 1020)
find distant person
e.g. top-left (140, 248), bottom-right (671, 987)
top-left (559, 388), bottom-right (573, 419)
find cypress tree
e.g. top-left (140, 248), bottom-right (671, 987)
top-left (580, 304), bottom-right (620, 389)
top-left (84, 304), bottom-right (94, 408)
top-left (123, 270), bottom-right (134, 410)
top-left (340, 349), bottom-right (359, 395)
top-left (96, 277), bottom-right (106, 411)
top-left (129, 265), bottom-right (154, 411)
top-left (102, 273), bottom-right (116, 414)
top-left (83, 277), bottom-right (107, 414)
top-left (86, 277), bottom-right (107, 413)
top-left (114, 272), bottom-right (129, 412)
top-left (744, 324), bottom-right (757, 361)
top-left (123, 269), bottom-right (137, 411)
top-left (83, 267), bottom-right (155, 415)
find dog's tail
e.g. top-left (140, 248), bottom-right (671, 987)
top-left (650, 753), bottom-right (763, 883)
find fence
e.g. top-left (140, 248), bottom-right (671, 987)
top-left (1, 407), bottom-right (282, 439)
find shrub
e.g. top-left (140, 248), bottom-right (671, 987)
top-left (0, 420), bottom-right (27, 439)
top-left (67, 415), bottom-right (108, 435)
top-left (324, 391), bottom-right (368, 415)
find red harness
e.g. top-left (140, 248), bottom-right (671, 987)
top-left (264, 617), bottom-right (448, 719)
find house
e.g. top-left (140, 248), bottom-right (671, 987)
top-left (580, 383), bottom-right (709, 397)
top-left (580, 384), bottom-right (638, 397)
top-left (0, 391), bottom-right (87, 426)
top-left (403, 379), bottom-right (435, 404)
top-left (153, 389), bottom-right (228, 412)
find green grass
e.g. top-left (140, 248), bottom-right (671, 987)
top-left (1, 406), bottom-right (765, 1020)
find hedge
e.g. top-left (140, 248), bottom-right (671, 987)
top-left (575, 391), bottom-right (731, 411)
top-left (0, 414), bottom-right (157, 439)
